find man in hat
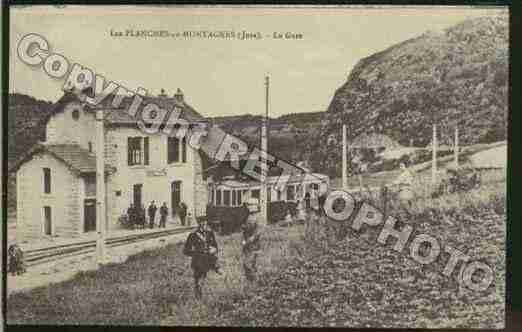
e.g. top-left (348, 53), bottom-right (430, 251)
top-left (159, 202), bottom-right (168, 228)
top-left (183, 217), bottom-right (221, 299)
top-left (241, 198), bottom-right (262, 282)
top-left (178, 201), bottom-right (188, 226)
top-left (148, 200), bottom-right (157, 229)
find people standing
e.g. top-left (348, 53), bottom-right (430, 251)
top-left (159, 202), bottom-right (168, 228)
top-left (296, 199), bottom-right (306, 223)
top-left (127, 203), bottom-right (135, 229)
top-left (178, 202), bottom-right (188, 226)
top-left (183, 218), bottom-right (221, 299)
top-left (392, 162), bottom-right (415, 212)
top-left (304, 191), bottom-right (311, 211)
top-left (241, 203), bottom-right (262, 282)
top-left (148, 201), bottom-right (157, 229)
top-left (8, 244), bottom-right (26, 276)
top-left (139, 204), bottom-right (146, 229)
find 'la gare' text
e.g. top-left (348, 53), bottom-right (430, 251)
top-left (273, 32), bottom-right (303, 39)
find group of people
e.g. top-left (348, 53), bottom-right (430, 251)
top-left (126, 201), bottom-right (189, 229)
top-left (183, 189), bottom-right (328, 300)
top-left (183, 200), bottom-right (261, 299)
top-left (281, 187), bottom-right (326, 225)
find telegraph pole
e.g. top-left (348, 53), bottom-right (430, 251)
top-left (95, 109), bottom-right (106, 266)
top-left (260, 76), bottom-right (269, 225)
top-left (431, 123), bottom-right (437, 185)
top-left (454, 126), bottom-right (459, 169)
top-left (342, 124), bottom-right (347, 190)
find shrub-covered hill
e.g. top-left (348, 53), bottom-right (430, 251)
top-left (310, 15), bottom-right (508, 173)
top-left (7, 93), bottom-right (53, 167)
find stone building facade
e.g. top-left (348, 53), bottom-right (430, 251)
top-left (13, 90), bottom-right (209, 243)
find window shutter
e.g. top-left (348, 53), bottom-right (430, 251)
top-left (127, 137), bottom-right (132, 165)
top-left (168, 137), bottom-right (180, 163)
top-left (144, 137), bottom-right (149, 165)
top-left (43, 168), bottom-right (51, 194)
top-left (182, 137), bottom-right (187, 163)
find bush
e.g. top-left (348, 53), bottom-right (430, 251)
top-left (433, 167), bottom-right (481, 198)
top-left (268, 201), bottom-right (298, 223)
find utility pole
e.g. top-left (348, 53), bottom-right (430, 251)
top-left (95, 109), bottom-right (106, 267)
top-left (454, 126), bottom-right (459, 169)
top-left (342, 124), bottom-right (347, 190)
top-left (260, 76), bottom-right (269, 225)
top-left (431, 123), bottom-right (437, 185)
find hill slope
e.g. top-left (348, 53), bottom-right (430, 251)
top-left (311, 15), bottom-right (508, 173)
top-left (7, 93), bottom-right (54, 167)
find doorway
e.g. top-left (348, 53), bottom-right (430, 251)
top-left (171, 181), bottom-right (182, 216)
top-left (43, 206), bottom-right (52, 236)
top-left (84, 199), bottom-right (96, 232)
top-left (133, 184), bottom-right (143, 208)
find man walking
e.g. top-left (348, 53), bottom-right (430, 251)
top-left (148, 201), bottom-right (157, 229)
top-left (183, 218), bottom-right (220, 299)
top-left (178, 202), bottom-right (188, 226)
top-left (159, 202), bottom-right (168, 228)
top-left (241, 200), bottom-right (262, 282)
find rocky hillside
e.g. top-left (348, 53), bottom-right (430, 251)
top-left (7, 93), bottom-right (54, 167)
top-left (311, 15), bottom-right (508, 173)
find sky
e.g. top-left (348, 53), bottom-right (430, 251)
top-left (9, 5), bottom-right (506, 118)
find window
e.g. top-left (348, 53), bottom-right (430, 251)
top-left (287, 185), bottom-right (295, 201)
top-left (277, 189), bottom-right (282, 201)
top-left (128, 137), bottom-right (142, 165)
top-left (209, 188), bottom-right (214, 204)
top-left (84, 175), bottom-right (96, 197)
top-left (168, 137), bottom-right (180, 163)
top-left (223, 190), bottom-right (231, 206)
top-left (127, 137), bottom-right (149, 166)
top-left (88, 142), bottom-right (93, 153)
top-left (133, 184), bottom-right (143, 207)
top-left (296, 184), bottom-right (303, 199)
top-left (216, 190), bottom-right (222, 206)
top-left (43, 206), bottom-right (52, 235)
top-left (43, 168), bottom-right (51, 194)
top-left (237, 190), bottom-right (242, 205)
top-left (251, 189), bottom-right (260, 199)
top-left (182, 137), bottom-right (187, 163)
top-left (168, 136), bottom-right (187, 164)
top-left (232, 190), bottom-right (237, 206)
top-left (72, 109), bottom-right (80, 120)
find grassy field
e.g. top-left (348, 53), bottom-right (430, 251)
top-left (7, 223), bottom-right (309, 325)
top-left (7, 169), bottom-right (505, 327)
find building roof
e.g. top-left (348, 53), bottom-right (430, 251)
top-left (45, 90), bottom-right (206, 128)
top-left (469, 143), bottom-right (507, 169)
top-left (349, 133), bottom-right (402, 149)
top-left (94, 94), bottom-right (205, 124)
top-left (214, 173), bottom-right (329, 189)
top-left (9, 143), bottom-right (115, 175)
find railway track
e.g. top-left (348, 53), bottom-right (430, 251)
top-left (23, 226), bottom-right (196, 267)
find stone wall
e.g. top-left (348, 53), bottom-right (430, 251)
top-left (16, 153), bottom-right (82, 243)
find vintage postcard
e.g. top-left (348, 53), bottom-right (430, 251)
top-left (5, 5), bottom-right (507, 328)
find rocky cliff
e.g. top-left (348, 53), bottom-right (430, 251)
top-left (316, 15), bottom-right (508, 154)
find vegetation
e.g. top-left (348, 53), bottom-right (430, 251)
top-left (7, 170), bottom-right (505, 328)
top-left (311, 15), bottom-right (508, 176)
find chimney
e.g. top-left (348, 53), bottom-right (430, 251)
top-left (174, 88), bottom-right (184, 103)
top-left (158, 88), bottom-right (167, 98)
